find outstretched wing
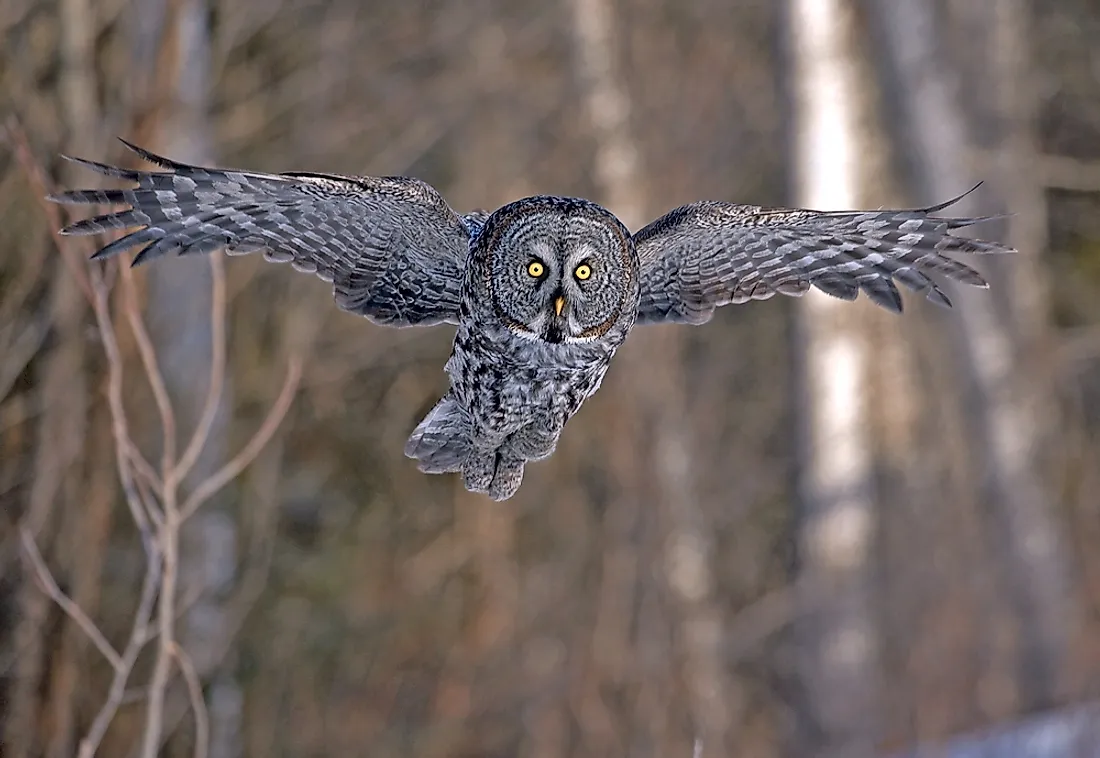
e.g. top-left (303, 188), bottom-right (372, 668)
top-left (632, 185), bottom-right (1015, 325)
top-left (50, 140), bottom-right (474, 326)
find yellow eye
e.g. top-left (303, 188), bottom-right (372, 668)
top-left (574, 264), bottom-right (592, 281)
top-left (527, 261), bottom-right (544, 277)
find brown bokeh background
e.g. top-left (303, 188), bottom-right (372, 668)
top-left (2, 1), bottom-right (1100, 756)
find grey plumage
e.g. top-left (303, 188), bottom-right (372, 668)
top-left (405, 196), bottom-right (637, 500)
top-left (54, 140), bottom-right (471, 326)
top-left (51, 141), bottom-right (1015, 500)
top-left (632, 184), bottom-right (1007, 324)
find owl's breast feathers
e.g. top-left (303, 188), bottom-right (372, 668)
top-left (448, 318), bottom-right (615, 440)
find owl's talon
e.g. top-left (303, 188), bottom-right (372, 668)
top-left (488, 457), bottom-right (525, 501)
top-left (462, 454), bottom-right (495, 494)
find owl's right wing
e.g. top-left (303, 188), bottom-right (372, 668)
top-left (632, 186), bottom-right (1014, 325)
top-left (50, 140), bottom-right (475, 326)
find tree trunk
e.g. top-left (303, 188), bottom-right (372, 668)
top-left (569, 0), bottom-right (733, 753)
top-left (5, 1), bottom-right (94, 754)
top-left (865, 0), bottom-right (1072, 712)
top-left (786, 0), bottom-right (881, 754)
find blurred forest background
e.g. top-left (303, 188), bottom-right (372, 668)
top-left (2, 0), bottom-right (1100, 756)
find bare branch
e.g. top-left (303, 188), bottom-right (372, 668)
top-left (174, 253), bottom-right (227, 483)
top-left (140, 504), bottom-right (180, 758)
top-left (180, 356), bottom-right (302, 522)
top-left (5, 117), bottom-right (94, 303)
top-left (14, 122), bottom-right (157, 549)
top-left (128, 442), bottom-right (166, 504)
top-left (121, 264), bottom-right (178, 481)
top-left (19, 528), bottom-right (122, 671)
top-left (88, 266), bottom-right (159, 542)
top-left (78, 549), bottom-right (162, 758)
top-left (171, 642), bottom-right (210, 758)
top-left (133, 463), bottom-right (165, 533)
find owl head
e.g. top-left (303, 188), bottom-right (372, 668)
top-left (476, 196), bottom-right (638, 345)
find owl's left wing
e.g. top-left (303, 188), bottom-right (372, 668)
top-left (50, 140), bottom-right (476, 326)
top-left (632, 186), bottom-right (1015, 325)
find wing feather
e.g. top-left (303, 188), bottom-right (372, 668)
top-left (632, 184), bottom-right (1015, 324)
top-left (50, 139), bottom-right (473, 326)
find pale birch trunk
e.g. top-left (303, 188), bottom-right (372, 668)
top-left (569, 0), bottom-right (734, 753)
top-left (787, 0), bottom-right (880, 754)
top-left (865, 0), bottom-right (1071, 711)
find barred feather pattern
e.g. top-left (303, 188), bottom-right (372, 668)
top-left (50, 140), bottom-right (473, 326)
top-left (632, 185), bottom-right (1015, 324)
top-left (48, 140), bottom-right (1017, 500)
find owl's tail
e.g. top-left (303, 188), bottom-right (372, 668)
top-left (405, 394), bottom-right (473, 475)
top-left (404, 395), bottom-right (527, 501)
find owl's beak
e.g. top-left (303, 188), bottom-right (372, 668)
top-left (554, 296), bottom-right (566, 317)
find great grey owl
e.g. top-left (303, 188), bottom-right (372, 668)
top-left (51, 140), bottom-right (1013, 500)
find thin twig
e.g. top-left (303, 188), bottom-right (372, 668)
top-left (134, 463), bottom-right (165, 532)
top-left (5, 116), bottom-right (94, 302)
top-left (128, 441), bottom-right (166, 503)
top-left (25, 145), bottom-right (169, 757)
top-left (150, 436), bottom-right (287, 743)
top-left (20, 135), bottom-right (156, 549)
top-left (15, 129), bottom-right (178, 758)
top-left (15, 101), bottom-right (300, 758)
top-left (78, 549), bottom-right (162, 758)
top-left (171, 642), bottom-right (210, 758)
top-left (121, 264), bottom-right (178, 481)
top-left (135, 579), bottom-right (205, 655)
top-left (175, 254), bottom-right (227, 483)
top-left (120, 686), bottom-right (150, 706)
top-left (140, 485), bottom-right (180, 758)
top-left (180, 356), bottom-right (302, 521)
top-left (19, 528), bottom-right (122, 671)
top-left (88, 266), bottom-right (158, 545)
top-left (135, 283), bottom-right (182, 758)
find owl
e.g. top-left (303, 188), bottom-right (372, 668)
top-left (51, 140), bottom-right (1013, 500)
